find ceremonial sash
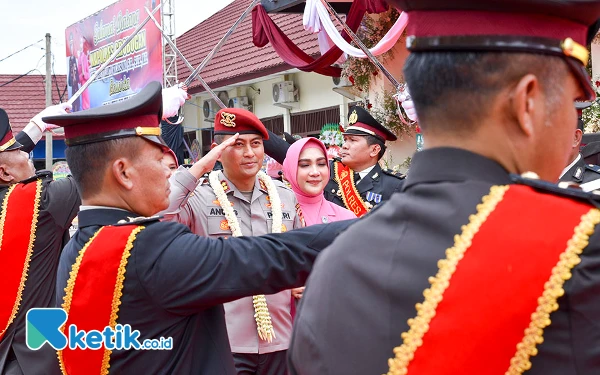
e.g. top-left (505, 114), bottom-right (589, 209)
top-left (388, 184), bottom-right (600, 375)
top-left (0, 180), bottom-right (42, 341)
top-left (333, 162), bottom-right (369, 217)
top-left (58, 225), bottom-right (145, 375)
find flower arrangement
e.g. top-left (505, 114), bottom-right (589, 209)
top-left (583, 74), bottom-right (600, 133)
top-left (208, 170), bottom-right (282, 342)
top-left (319, 123), bottom-right (344, 147)
top-left (341, 7), bottom-right (401, 92)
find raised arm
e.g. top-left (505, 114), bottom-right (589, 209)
top-left (138, 219), bottom-right (355, 315)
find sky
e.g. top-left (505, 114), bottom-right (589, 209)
top-left (0, 0), bottom-right (235, 75)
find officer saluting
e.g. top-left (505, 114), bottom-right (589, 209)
top-left (263, 107), bottom-right (404, 217)
top-left (0, 105), bottom-right (78, 375)
top-left (45, 82), bottom-right (352, 375)
top-left (289, 1), bottom-right (600, 374)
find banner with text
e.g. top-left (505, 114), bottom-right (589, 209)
top-left (65, 0), bottom-right (163, 111)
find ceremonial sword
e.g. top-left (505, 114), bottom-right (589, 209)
top-left (318, 0), bottom-right (415, 125)
top-left (182, 0), bottom-right (261, 87)
top-left (68, 3), bottom-right (162, 106)
top-left (144, 8), bottom-right (226, 109)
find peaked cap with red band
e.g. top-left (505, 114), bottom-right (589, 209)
top-left (343, 106), bottom-right (397, 142)
top-left (388, 0), bottom-right (600, 101)
top-left (0, 109), bottom-right (23, 152)
top-left (213, 108), bottom-right (269, 140)
top-left (42, 81), bottom-right (168, 150)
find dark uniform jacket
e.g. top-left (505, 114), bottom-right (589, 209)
top-left (559, 153), bottom-right (600, 184)
top-left (56, 209), bottom-right (353, 374)
top-left (323, 159), bottom-right (404, 211)
top-left (289, 147), bottom-right (600, 375)
top-left (0, 133), bottom-right (80, 375)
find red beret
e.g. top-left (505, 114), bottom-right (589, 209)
top-left (214, 108), bottom-right (269, 140)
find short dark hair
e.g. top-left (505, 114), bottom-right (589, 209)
top-left (403, 52), bottom-right (566, 133)
top-left (365, 135), bottom-right (386, 160)
top-left (65, 137), bottom-right (142, 198)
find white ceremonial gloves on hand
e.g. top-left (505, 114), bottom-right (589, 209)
top-left (162, 85), bottom-right (190, 120)
top-left (31, 102), bottom-right (72, 132)
top-left (396, 88), bottom-right (419, 123)
top-left (401, 99), bottom-right (418, 122)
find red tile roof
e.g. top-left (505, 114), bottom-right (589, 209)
top-left (0, 74), bottom-right (67, 133)
top-left (176, 0), bottom-right (321, 92)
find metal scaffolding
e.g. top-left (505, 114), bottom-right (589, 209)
top-left (162, 0), bottom-right (178, 87)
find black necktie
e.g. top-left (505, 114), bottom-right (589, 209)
top-left (354, 172), bottom-right (361, 183)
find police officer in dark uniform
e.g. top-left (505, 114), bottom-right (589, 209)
top-left (323, 106), bottom-right (404, 216)
top-left (289, 1), bottom-right (600, 374)
top-left (264, 107), bottom-right (404, 217)
top-left (559, 101), bottom-right (600, 184)
top-left (46, 82), bottom-right (353, 375)
top-left (0, 106), bottom-right (79, 375)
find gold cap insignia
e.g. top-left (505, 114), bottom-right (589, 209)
top-left (348, 110), bottom-right (358, 125)
top-left (220, 112), bottom-right (236, 128)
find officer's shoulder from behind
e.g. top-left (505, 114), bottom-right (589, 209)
top-left (124, 217), bottom-right (195, 241)
top-left (20, 170), bottom-right (53, 185)
top-left (510, 173), bottom-right (600, 206)
top-left (114, 215), bottom-right (162, 226)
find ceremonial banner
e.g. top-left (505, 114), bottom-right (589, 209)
top-left (65, 0), bottom-right (163, 112)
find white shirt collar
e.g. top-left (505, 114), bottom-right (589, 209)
top-left (356, 165), bottom-right (376, 181)
top-left (559, 154), bottom-right (581, 179)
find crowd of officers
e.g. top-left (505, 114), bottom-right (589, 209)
top-left (4, 0), bottom-right (600, 374)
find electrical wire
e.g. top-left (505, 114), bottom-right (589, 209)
top-left (0, 70), bottom-right (35, 87)
top-left (0, 39), bottom-right (44, 64)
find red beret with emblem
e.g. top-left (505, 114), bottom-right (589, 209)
top-left (214, 108), bottom-right (269, 140)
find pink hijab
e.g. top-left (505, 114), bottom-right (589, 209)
top-left (283, 138), bottom-right (356, 225)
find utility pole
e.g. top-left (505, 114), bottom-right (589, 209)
top-left (45, 33), bottom-right (53, 170)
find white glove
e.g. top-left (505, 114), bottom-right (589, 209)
top-left (401, 99), bottom-right (418, 122)
top-left (31, 102), bottom-right (72, 132)
top-left (162, 85), bottom-right (189, 120)
top-left (396, 86), bottom-right (419, 123)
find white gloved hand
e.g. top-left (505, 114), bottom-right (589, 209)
top-left (162, 85), bottom-right (190, 120)
top-left (396, 86), bottom-right (419, 123)
top-left (31, 102), bottom-right (72, 132)
top-left (401, 99), bottom-right (418, 122)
